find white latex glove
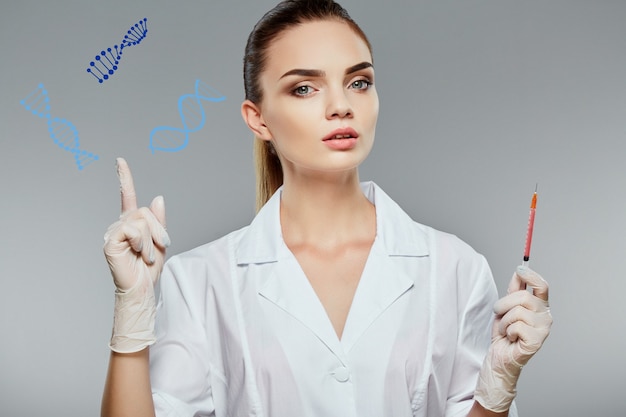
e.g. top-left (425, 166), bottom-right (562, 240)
top-left (103, 157), bottom-right (170, 353)
top-left (474, 265), bottom-right (552, 413)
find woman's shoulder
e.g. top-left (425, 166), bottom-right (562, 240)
top-left (423, 223), bottom-right (483, 259)
top-left (162, 225), bottom-right (251, 274)
top-left (369, 181), bottom-right (484, 262)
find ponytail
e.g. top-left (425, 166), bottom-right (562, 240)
top-left (254, 138), bottom-right (283, 212)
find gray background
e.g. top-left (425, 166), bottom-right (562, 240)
top-left (1, 0), bottom-right (625, 415)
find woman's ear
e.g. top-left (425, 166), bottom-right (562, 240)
top-left (241, 99), bottom-right (272, 141)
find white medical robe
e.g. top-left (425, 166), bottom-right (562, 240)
top-left (150, 182), bottom-right (517, 417)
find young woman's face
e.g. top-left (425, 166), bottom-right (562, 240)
top-left (256, 19), bottom-right (379, 176)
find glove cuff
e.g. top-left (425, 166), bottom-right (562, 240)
top-left (109, 278), bottom-right (156, 353)
top-left (474, 348), bottom-right (522, 413)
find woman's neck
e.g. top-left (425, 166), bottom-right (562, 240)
top-left (279, 170), bottom-right (376, 249)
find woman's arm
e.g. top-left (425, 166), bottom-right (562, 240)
top-left (101, 349), bottom-right (155, 417)
top-left (467, 401), bottom-right (508, 417)
top-left (101, 158), bottom-right (170, 417)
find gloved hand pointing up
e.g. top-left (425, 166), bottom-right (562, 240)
top-left (103, 157), bottom-right (170, 353)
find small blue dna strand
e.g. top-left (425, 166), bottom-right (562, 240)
top-left (149, 79), bottom-right (226, 153)
top-left (87, 18), bottom-right (148, 83)
top-left (20, 83), bottom-right (99, 170)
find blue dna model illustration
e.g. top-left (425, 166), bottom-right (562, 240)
top-left (86, 18), bottom-right (148, 83)
top-left (20, 83), bottom-right (99, 170)
top-left (149, 79), bottom-right (226, 153)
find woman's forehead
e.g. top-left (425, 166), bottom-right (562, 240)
top-left (263, 20), bottom-right (372, 78)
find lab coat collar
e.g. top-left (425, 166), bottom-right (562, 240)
top-left (235, 181), bottom-right (430, 265)
top-left (236, 182), bottom-right (428, 355)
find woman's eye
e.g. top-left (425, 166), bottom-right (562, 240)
top-left (350, 79), bottom-right (372, 90)
top-left (292, 85), bottom-right (313, 96)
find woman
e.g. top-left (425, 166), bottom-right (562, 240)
top-left (101, 1), bottom-right (552, 416)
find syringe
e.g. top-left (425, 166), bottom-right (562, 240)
top-left (522, 184), bottom-right (538, 267)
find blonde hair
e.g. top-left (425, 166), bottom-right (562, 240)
top-left (254, 138), bottom-right (283, 212)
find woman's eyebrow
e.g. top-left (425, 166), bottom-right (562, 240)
top-left (345, 61), bottom-right (373, 75)
top-left (279, 62), bottom-right (373, 80)
top-left (279, 69), bottom-right (324, 80)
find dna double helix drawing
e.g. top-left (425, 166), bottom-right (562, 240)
top-left (86, 18), bottom-right (148, 83)
top-left (149, 79), bottom-right (226, 153)
top-left (20, 83), bottom-right (99, 170)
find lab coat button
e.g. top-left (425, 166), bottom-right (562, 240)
top-left (331, 366), bottom-right (350, 382)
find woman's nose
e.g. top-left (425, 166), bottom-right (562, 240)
top-left (325, 87), bottom-right (353, 119)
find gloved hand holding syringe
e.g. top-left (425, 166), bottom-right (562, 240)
top-left (473, 184), bottom-right (552, 413)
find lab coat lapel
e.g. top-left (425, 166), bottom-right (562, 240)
top-left (258, 255), bottom-right (345, 359)
top-left (339, 182), bottom-right (430, 352)
top-left (340, 239), bottom-right (415, 352)
top-left (237, 187), bottom-right (345, 358)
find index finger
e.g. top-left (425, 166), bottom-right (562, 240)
top-left (116, 157), bottom-right (138, 213)
top-left (510, 265), bottom-right (550, 302)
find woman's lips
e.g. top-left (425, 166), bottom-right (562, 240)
top-left (323, 137), bottom-right (358, 150)
top-left (323, 127), bottom-right (358, 141)
top-left (322, 127), bottom-right (359, 150)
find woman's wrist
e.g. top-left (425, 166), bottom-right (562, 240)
top-left (109, 280), bottom-right (157, 353)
